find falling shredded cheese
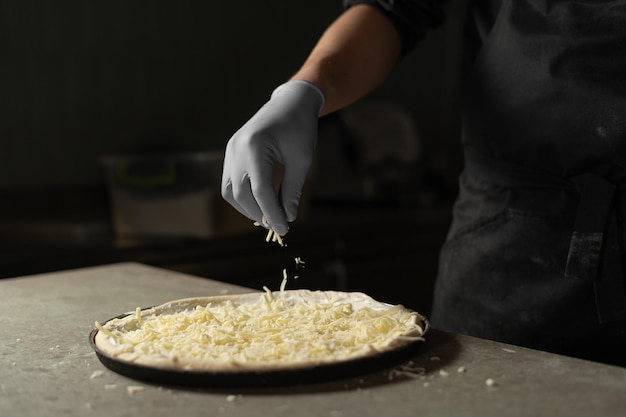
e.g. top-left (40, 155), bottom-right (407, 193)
top-left (95, 289), bottom-right (424, 368)
top-left (264, 229), bottom-right (283, 246)
top-left (255, 218), bottom-right (284, 247)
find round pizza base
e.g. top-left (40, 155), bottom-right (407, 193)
top-left (91, 290), bottom-right (429, 384)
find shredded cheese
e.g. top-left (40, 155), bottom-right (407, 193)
top-left (96, 290), bottom-right (424, 369)
top-left (264, 228), bottom-right (283, 246)
top-left (255, 218), bottom-right (284, 247)
top-left (280, 269), bottom-right (288, 292)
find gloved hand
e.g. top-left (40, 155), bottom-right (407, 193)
top-left (221, 80), bottom-right (325, 236)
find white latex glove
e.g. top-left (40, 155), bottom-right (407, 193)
top-left (221, 80), bottom-right (325, 236)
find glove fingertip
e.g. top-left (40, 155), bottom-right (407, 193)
top-left (275, 225), bottom-right (289, 237)
top-left (284, 208), bottom-right (298, 223)
top-left (281, 194), bottom-right (301, 223)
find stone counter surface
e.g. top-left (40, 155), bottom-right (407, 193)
top-left (1, 263), bottom-right (625, 417)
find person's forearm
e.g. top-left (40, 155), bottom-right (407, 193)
top-left (291, 4), bottom-right (403, 116)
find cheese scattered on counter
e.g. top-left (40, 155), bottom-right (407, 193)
top-left (89, 370), bottom-right (104, 379)
top-left (127, 385), bottom-right (144, 395)
top-left (388, 363), bottom-right (425, 380)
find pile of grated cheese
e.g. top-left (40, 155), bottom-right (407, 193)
top-left (96, 289), bottom-right (424, 368)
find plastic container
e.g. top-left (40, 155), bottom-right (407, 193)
top-left (101, 152), bottom-right (223, 245)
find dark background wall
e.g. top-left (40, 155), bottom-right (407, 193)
top-left (0, 0), bottom-right (465, 191)
top-left (0, 0), bottom-right (468, 311)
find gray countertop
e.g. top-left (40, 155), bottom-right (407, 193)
top-left (1, 263), bottom-right (625, 417)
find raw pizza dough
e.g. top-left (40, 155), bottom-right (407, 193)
top-left (94, 290), bottom-right (427, 372)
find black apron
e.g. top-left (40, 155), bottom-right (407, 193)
top-left (431, 0), bottom-right (626, 365)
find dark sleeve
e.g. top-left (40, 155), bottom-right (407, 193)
top-left (342, 0), bottom-right (445, 55)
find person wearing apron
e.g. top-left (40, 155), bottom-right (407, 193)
top-left (221, 0), bottom-right (626, 365)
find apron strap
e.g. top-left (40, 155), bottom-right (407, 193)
top-left (464, 148), bottom-right (626, 323)
top-left (564, 173), bottom-right (626, 323)
top-left (594, 209), bottom-right (626, 323)
top-left (564, 173), bottom-right (615, 282)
